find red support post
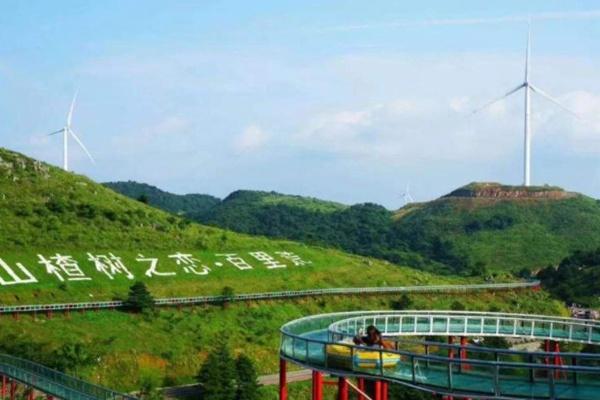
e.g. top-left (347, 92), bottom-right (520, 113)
top-left (447, 337), bottom-right (454, 400)
top-left (312, 371), bottom-right (323, 400)
top-left (9, 380), bottom-right (15, 400)
top-left (1, 375), bottom-right (5, 400)
top-left (337, 377), bottom-right (349, 400)
top-left (27, 387), bottom-right (33, 400)
top-left (381, 381), bottom-right (388, 400)
top-left (46, 396), bottom-right (54, 400)
top-left (460, 336), bottom-right (470, 371)
top-left (373, 381), bottom-right (382, 400)
top-left (357, 378), bottom-right (365, 400)
top-left (279, 358), bottom-right (287, 400)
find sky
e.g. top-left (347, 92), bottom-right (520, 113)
top-left (1, 0), bottom-right (600, 208)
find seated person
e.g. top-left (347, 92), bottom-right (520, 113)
top-left (353, 325), bottom-right (394, 349)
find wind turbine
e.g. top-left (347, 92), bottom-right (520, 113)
top-left (473, 22), bottom-right (579, 187)
top-left (400, 184), bottom-right (414, 206)
top-left (48, 91), bottom-right (95, 171)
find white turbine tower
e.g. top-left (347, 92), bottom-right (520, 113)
top-left (400, 184), bottom-right (414, 206)
top-left (473, 22), bottom-right (579, 187)
top-left (48, 92), bottom-right (95, 171)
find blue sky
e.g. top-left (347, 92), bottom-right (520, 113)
top-left (1, 1), bottom-right (600, 207)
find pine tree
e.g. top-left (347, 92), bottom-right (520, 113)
top-left (123, 281), bottom-right (155, 312)
top-left (235, 354), bottom-right (260, 400)
top-left (197, 342), bottom-right (236, 400)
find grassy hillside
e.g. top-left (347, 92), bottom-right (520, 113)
top-left (395, 183), bottom-right (600, 273)
top-left (0, 149), bottom-right (567, 394)
top-left (0, 290), bottom-right (564, 392)
top-left (0, 148), bottom-right (454, 305)
top-left (103, 181), bottom-right (220, 220)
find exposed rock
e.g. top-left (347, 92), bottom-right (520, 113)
top-left (445, 182), bottom-right (576, 200)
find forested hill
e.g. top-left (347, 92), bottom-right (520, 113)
top-left (104, 180), bottom-right (600, 276)
top-left (103, 181), bottom-right (220, 220)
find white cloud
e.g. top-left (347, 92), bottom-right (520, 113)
top-left (324, 10), bottom-right (600, 32)
top-left (233, 125), bottom-right (269, 153)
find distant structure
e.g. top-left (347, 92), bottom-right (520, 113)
top-left (48, 91), bottom-right (95, 171)
top-left (569, 304), bottom-right (600, 320)
top-left (400, 184), bottom-right (414, 206)
top-left (473, 22), bottom-right (579, 187)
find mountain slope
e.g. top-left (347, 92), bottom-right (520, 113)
top-left (103, 181), bottom-right (220, 220)
top-left (104, 179), bottom-right (600, 275)
top-left (0, 150), bottom-right (564, 393)
top-left (0, 148), bottom-right (448, 305)
top-left (393, 182), bottom-right (600, 273)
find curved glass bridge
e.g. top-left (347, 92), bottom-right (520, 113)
top-left (279, 311), bottom-right (600, 400)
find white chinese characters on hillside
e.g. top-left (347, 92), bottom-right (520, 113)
top-left (0, 251), bottom-right (311, 286)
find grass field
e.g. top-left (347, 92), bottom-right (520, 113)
top-left (0, 289), bottom-right (564, 392)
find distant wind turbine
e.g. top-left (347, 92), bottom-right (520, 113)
top-left (472, 22), bottom-right (579, 187)
top-left (400, 184), bottom-right (414, 205)
top-left (47, 91), bottom-right (95, 171)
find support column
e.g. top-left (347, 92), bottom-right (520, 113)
top-left (381, 381), bottom-right (388, 400)
top-left (312, 371), bottom-right (323, 400)
top-left (446, 337), bottom-right (454, 400)
top-left (357, 378), bottom-right (366, 400)
top-left (373, 381), bottom-right (382, 400)
top-left (1, 375), bottom-right (6, 400)
top-left (27, 387), bottom-right (33, 400)
top-left (279, 358), bottom-right (287, 400)
top-left (460, 336), bottom-right (470, 372)
top-left (337, 377), bottom-right (348, 400)
top-left (9, 380), bottom-right (15, 400)
top-left (553, 341), bottom-right (564, 380)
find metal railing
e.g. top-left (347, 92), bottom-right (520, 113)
top-left (0, 281), bottom-right (539, 315)
top-left (0, 354), bottom-right (135, 400)
top-left (328, 311), bottom-right (600, 345)
top-left (280, 311), bottom-right (600, 400)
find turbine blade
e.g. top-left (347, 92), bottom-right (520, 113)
top-left (472, 83), bottom-right (525, 114)
top-left (530, 84), bottom-right (580, 119)
top-left (47, 129), bottom-right (64, 136)
top-left (67, 90), bottom-right (78, 126)
top-left (69, 129), bottom-right (95, 163)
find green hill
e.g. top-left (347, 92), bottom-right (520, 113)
top-left (0, 149), bottom-right (565, 394)
top-left (394, 182), bottom-right (600, 274)
top-left (103, 180), bottom-right (220, 220)
top-left (104, 180), bottom-right (600, 276)
top-left (0, 147), bottom-right (451, 305)
top-left (199, 191), bottom-right (423, 265)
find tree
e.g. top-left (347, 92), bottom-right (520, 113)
top-left (123, 281), bottom-right (155, 312)
top-left (450, 300), bottom-right (466, 311)
top-left (235, 354), bottom-right (260, 400)
top-left (197, 342), bottom-right (236, 400)
top-left (137, 194), bottom-right (149, 204)
top-left (391, 294), bottom-right (412, 310)
top-left (221, 286), bottom-right (235, 308)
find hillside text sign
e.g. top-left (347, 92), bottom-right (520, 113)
top-left (0, 251), bottom-right (312, 286)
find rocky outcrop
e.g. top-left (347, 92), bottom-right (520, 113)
top-left (445, 182), bottom-right (576, 200)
